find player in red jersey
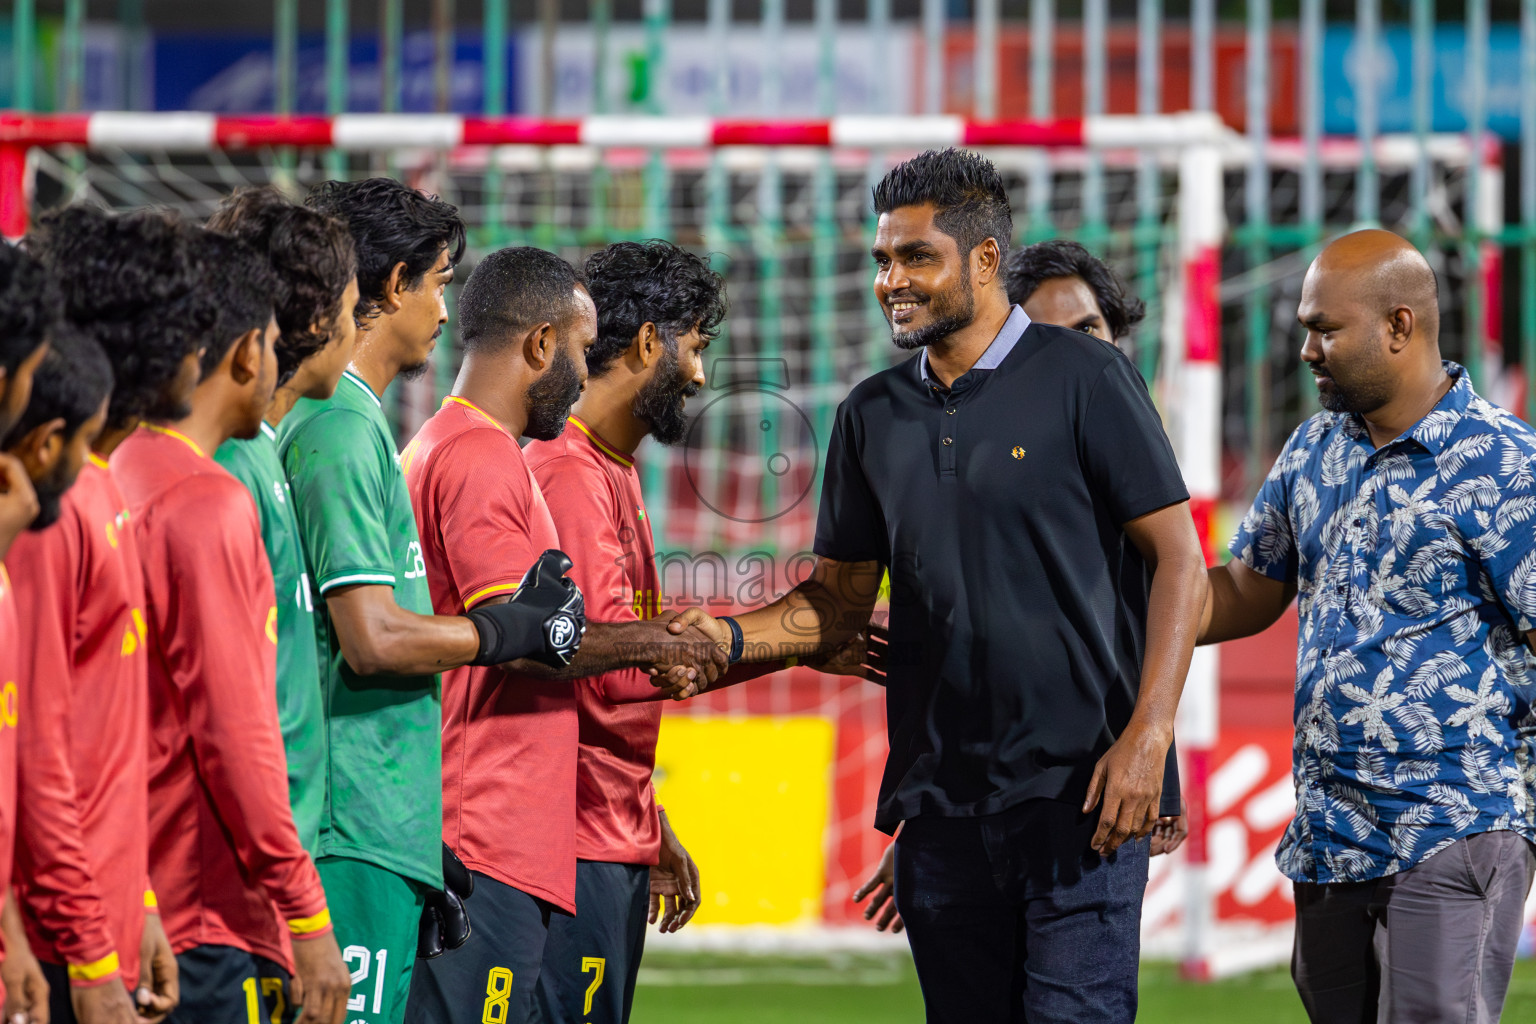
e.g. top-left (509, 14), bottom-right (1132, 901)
top-left (519, 240), bottom-right (724, 1024)
top-left (0, 243), bottom-right (54, 1021)
top-left (523, 240), bottom-right (876, 1024)
top-left (401, 247), bottom-right (726, 1024)
top-left (2, 328), bottom-right (125, 1024)
top-left (112, 229), bottom-right (350, 1024)
top-left (11, 204), bottom-right (244, 1024)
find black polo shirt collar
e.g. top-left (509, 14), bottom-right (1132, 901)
top-left (916, 304), bottom-right (1033, 394)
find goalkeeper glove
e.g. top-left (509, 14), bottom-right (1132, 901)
top-left (464, 549), bottom-right (586, 667)
top-left (417, 843), bottom-right (475, 959)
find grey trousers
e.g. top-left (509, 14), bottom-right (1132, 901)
top-left (1292, 830), bottom-right (1536, 1024)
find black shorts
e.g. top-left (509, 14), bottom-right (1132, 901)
top-left (404, 870), bottom-right (560, 1024)
top-left (170, 944), bottom-right (291, 1024)
top-left (531, 861), bottom-right (650, 1024)
top-left (40, 960), bottom-right (83, 1024)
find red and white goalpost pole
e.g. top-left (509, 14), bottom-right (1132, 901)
top-left (1476, 137), bottom-right (1507, 405)
top-left (1173, 140), bottom-right (1225, 981)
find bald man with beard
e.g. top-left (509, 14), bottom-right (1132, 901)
top-left (1200, 229), bottom-right (1536, 1023)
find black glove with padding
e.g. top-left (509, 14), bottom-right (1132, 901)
top-left (464, 549), bottom-right (586, 667)
top-left (417, 843), bottom-right (476, 959)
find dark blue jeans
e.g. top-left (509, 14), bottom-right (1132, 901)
top-left (894, 799), bottom-right (1150, 1024)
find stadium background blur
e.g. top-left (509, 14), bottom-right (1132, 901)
top-left (5, 1), bottom-right (1536, 1020)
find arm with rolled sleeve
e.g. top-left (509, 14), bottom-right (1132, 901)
top-left (149, 477), bottom-right (330, 937)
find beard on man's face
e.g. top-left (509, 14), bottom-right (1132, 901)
top-left (525, 344), bottom-right (584, 441)
top-left (633, 345), bottom-right (700, 447)
top-left (398, 326), bottom-right (442, 384)
top-left (888, 262), bottom-right (977, 351)
top-left (1312, 331), bottom-right (1394, 416)
top-left (397, 360), bottom-right (431, 383)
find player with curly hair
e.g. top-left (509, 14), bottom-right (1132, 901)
top-left (3, 205), bottom-right (233, 1024)
top-left (399, 242), bottom-right (728, 1024)
top-left (208, 187), bottom-right (360, 861)
top-left (3, 329), bottom-right (123, 1024)
top-left (290, 181), bottom-right (586, 1024)
top-left (519, 240), bottom-right (723, 1024)
top-left (114, 228), bottom-right (352, 1024)
top-left (27, 207), bottom-right (213, 437)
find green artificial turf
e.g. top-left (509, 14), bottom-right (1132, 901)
top-left (630, 953), bottom-right (1536, 1023)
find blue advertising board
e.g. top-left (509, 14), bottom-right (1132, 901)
top-left (1322, 24), bottom-right (1526, 140)
top-left (152, 33), bottom-right (518, 113)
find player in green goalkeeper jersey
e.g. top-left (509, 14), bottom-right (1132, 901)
top-left (209, 188), bottom-right (360, 857)
top-left (277, 178), bottom-right (585, 1024)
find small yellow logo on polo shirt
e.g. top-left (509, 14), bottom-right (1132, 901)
top-left (1011, 446), bottom-right (1027, 459)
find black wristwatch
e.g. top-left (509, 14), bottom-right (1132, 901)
top-left (720, 615), bottom-right (745, 665)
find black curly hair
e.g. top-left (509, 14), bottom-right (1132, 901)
top-left (207, 187), bottom-right (358, 385)
top-left (305, 177), bottom-right (465, 323)
top-left (1, 321), bottom-right (114, 450)
top-left (1003, 240), bottom-right (1147, 342)
top-left (187, 231), bottom-right (279, 376)
top-left (26, 205), bottom-right (220, 432)
top-left (582, 241), bottom-right (727, 376)
top-left (872, 149), bottom-right (1013, 261)
top-left (456, 246), bottom-right (585, 354)
top-left (0, 242), bottom-right (59, 375)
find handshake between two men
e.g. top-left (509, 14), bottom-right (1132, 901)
top-left (504, 550), bottom-right (883, 699)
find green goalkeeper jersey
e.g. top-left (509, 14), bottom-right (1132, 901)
top-left (277, 370), bottom-right (443, 889)
top-left (214, 422), bottom-right (326, 856)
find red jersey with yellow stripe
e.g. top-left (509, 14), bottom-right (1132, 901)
top-left (7, 458), bottom-right (150, 987)
top-left (526, 417), bottom-right (665, 866)
top-left (0, 562), bottom-right (20, 976)
top-left (403, 397), bottom-right (578, 913)
top-left (112, 426), bottom-right (329, 970)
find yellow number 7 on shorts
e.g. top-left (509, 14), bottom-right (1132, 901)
top-left (581, 957), bottom-right (606, 1017)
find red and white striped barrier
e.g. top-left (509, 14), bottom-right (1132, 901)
top-left (0, 110), bottom-right (1227, 239)
top-left (0, 110), bottom-right (1225, 154)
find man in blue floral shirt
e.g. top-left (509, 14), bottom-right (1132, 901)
top-left (1201, 230), bottom-right (1536, 1023)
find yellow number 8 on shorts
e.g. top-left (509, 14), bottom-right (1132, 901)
top-left (481, 967), bottom-right (514, 1024)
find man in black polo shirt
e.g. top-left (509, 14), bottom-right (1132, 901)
top-left (666, 148), bottom-right (1206, 1023)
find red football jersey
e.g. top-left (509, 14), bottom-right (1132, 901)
top-left (0, 562), bottom-right (20, 977)
top-left (112, 426), bottom-right (329, 969)
top-left (7, 458), bottom-right (149, 987)
top-left (403, 397), bottom-right (578, 912)
top-left (526, 416), bottom-right (665, 866)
